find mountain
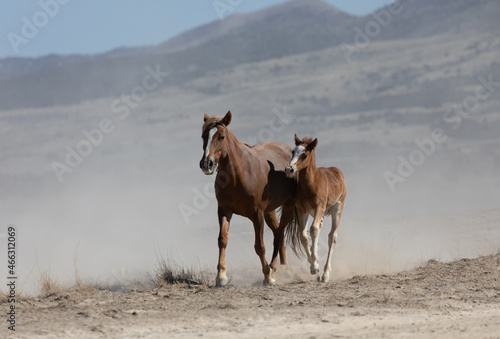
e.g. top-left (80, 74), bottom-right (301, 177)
top-left (153, 0), bottom-right (352, 54)
top-left (0, 0), bottom-right (354, 80)
top-left (0, 54), bottom-right (94, 80)
top-left (369, 0), bottom-right (500, 41)
top-left (0, 0), bottom-right (498, 110)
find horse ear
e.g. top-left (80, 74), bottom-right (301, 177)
top-left (307, 138), bottom-right (318, 151)
top-left (294, 134), bottom-right (302, 146)
top-left (203, 114), bottom-right (210, 122)
top-left (222, 110), bottom-right (232, 126)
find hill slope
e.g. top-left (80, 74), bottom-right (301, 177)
top-left (1, 0), bottom-right (498, 110)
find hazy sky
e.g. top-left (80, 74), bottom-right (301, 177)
top-left (0, 0), bottom-right (392, 59)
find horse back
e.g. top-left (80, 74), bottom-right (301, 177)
top-left (250, 141), bottom-right (295, 211)
top-left (251, 142), bottom-right (292, 167)
top-left (216, 141), bottom-right (295, 216)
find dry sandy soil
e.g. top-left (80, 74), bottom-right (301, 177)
top-left (2, 254), bottom-right (500, 339)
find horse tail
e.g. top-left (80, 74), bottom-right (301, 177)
top-left (285, 206), bottom-right (305, 258)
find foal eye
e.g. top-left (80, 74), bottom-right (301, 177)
top-left (219, 136), bottom-right (225, 141)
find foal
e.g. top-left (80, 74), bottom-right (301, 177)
top-left (285, 135), bottom-right (347, 282)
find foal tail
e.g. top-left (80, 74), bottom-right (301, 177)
top-left (285, 206), bottom-right (305, 258)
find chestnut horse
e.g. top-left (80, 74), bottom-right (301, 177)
top-left (285, 135), bottom-right (347, 282)
top-left (199, 111), bottom-right (295, 286)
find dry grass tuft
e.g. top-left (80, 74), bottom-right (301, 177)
top-left (73, 250), bottom-right (100, 292)
top-left (39, 271), bottom-right (63, 296)
top-left (36, 249), bottom-right (100, 297)
top-left (152, 250), bottom-right (213, 288)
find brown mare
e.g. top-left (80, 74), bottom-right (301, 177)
top-left (285, 135), bottom-right (347, 282)
top-left (199, 111), bottom-right (295, 286)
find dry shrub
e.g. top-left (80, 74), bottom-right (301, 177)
top-left (152, 251), bottom-right (213, 287)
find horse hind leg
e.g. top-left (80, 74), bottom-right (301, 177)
top-left (253, 212), bottom-right (275, 286)
top-left (264, 210), bottom-right (287, 269)
top-left (322, 201), bottom-right (343, 283)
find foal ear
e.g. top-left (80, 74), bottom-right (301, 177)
top-left (203, 114), bottom-right (210, 122)
top-left (294, 134), bottom-right (302, 146)
top-left (222, 110), bottom-right (232, 126)
top-left (307, 138), bottom-right (318, 151)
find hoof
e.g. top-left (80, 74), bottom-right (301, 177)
top-left (263, 278), bottom-right (276, 286)
top-left (280, 264), bottom-right (290, 272)
top-left (321, 274), bottom-right (330, 283)
top-left (310, 264), bottom-right (319, 275)
top-left (215, 277), bottom-right (229, 287)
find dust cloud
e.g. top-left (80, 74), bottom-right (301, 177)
top-left (1, 108), bottom-right (498, 295)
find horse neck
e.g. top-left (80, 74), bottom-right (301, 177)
top-left (298, 151), bottom-right (319, 192)
top-left (218, 130), bottom-right (246, 184)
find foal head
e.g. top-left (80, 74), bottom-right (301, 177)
top-left (285, 134), bottom-right (318, 178)
top-left (199, 110), bottom-right (232, 175)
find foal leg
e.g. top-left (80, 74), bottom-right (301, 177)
top-left (309, 206), bottom-right (326, 275)
top-left (216, 207), bottom-right (232, 287)
top-left (298, 213), bottom-right (313, 265)
top-left (322, 202), bottom-right (343, 282)
top-left (253, 212), bottom-right (274, 286)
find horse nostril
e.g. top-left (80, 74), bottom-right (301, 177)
top-left (290, 168), bottom-right (294, 173)
top-left (208, 160), bottom-right (213, 168)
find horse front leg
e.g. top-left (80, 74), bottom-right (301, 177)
top-left (216, 206), bottom-right (232, 287)
top-left (322, 201), bottom-right (344, 282)
top-left (298, 212), bottom-right (313, 265)
top-left (309, 206), bottom-right (326, 275)
top-left (253, 212), bottom-right (274, 286)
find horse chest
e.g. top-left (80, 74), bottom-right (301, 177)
top-left (216, 185), bottom-right (265, 217)
top-left (297, 183), bottom-right (321, 206)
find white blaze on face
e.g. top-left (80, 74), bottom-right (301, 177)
top-left (203, 127), bottom-right (218, 162)
top-left (289, 145), bottom-right (306, 167)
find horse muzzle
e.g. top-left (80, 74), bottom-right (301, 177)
top-left (285, 165), bottom-right (295, 178)
top-left (200, 158), bottom-right (216, 175)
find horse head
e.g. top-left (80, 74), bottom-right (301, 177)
top-left (285, 134), bottom-right (318, 178)
top-left (199, 110), bottom-right (232, 175)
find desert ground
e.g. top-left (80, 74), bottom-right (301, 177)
top-left (2, 251), bottom-right (499, 338)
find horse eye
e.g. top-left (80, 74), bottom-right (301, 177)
top-left (219, 136), bottom-right (225, 141)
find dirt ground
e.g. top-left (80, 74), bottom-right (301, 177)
top-left (2, 254), bottom-right (500, 339)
